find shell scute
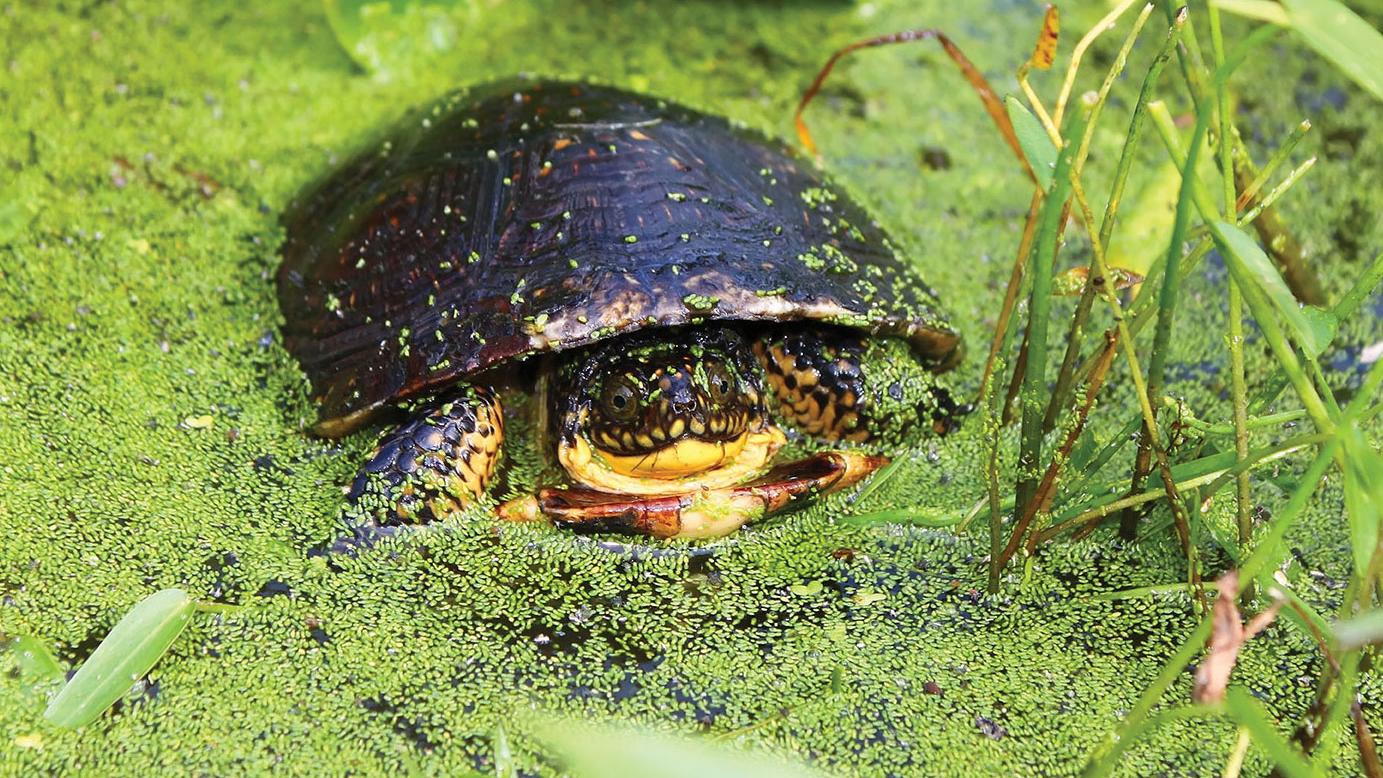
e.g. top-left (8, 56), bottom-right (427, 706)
top-left (279, 79), bottom-right (959, 434)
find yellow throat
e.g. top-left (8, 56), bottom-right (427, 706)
top-left (558, 421), bottom-right (786, 496)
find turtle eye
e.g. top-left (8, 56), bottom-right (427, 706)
top-left (600, 375), bottom-right (641, 423)
top-left (705, 361), bottom-right (736, 404)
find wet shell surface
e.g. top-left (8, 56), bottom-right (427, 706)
top-left (279, 78), bottom-right (961, 436)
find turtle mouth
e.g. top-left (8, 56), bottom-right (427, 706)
top-left (558, 413), bottom-right (787, 496)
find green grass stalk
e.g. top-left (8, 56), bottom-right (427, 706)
top-left (1081, 439), bottom-right (1341, 776)
top-left (1235, 119), bottom-right (1311, 208)
top-left (1207, 0), bottom-right (1256, 587)
top-left (1045, 5), bottom-right (1176, 432)
top-left (1119, 92), bottom-right (1214, 538)
top-left (1248, 250), bottom-right (1383, 415)
top-left (1015, 110), bottom-right (1088, 512)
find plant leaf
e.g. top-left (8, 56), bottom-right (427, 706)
top-left (1335, 608), bottom-right (1383, 650)
top-left (1211, 221), bottom-right (1337, 357)
top-left (1027, 5), bottom-right (1060, 70)
top-left (1005, 96), bottom-right (1057, 190)
top-left (1341, 428), bottom-right (1383, 577)
top-left (10, 635), bottom-right (65, 685)
top-left (1282, 0), bottom-right (1383, 103)
top-left (1212, 0), bottom-right (1291, 26)
top-left (1107, 162), bottom-right (1184, 277)
top-left (840, 506), bottom-right (960, 527)
top-left (10, 635), bottom-right (67, 705)
top-left (532, 716), bottom-right (826, 778)
top-left (494, 721), bottom-right (515, 778)
top-left (43, 588), bottom-right (195, 729)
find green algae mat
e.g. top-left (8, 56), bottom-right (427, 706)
top-left (2, 1), bottom-right (1382, 775)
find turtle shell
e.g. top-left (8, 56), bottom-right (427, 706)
top-left (279, 78), bottom-right (961, 436)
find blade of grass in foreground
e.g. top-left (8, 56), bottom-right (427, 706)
top-left (532, 716), bottom-right (826, 778)
top-left (44, 588), bottom-right (195, 729)
top-left (1336, 607), bottom-right (1383, 651)
top-left (1282, 0), bottom-right (1383, 102)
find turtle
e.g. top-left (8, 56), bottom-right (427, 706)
top-left (278, 78), bottom-right (964, 540)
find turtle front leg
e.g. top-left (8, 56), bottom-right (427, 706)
top-left (753, 327), bottom-right (964, 446)
top-left (346, 385), bottom-right (504, 526)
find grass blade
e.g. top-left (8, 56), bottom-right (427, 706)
top-left (1213, 0), bottom-right (1291, 25)
top-left (1282, 0), bottom-right (1383, 102)
top-left (494, 722), bottom-right (515, 778)
top-left (1224, 688), bottom-right (1318, 778)
top-left (1210, 221), bottom-right (1337, 357)
top-left (1340, 428), bottom-right (1383, 576)
top-left (1015, 110), bottom-right (1088, 511)
top-left (1006, 96), bottom-right (1057, 189)
top-left (840, 506), bottom-right (961, 527)
top-left (1335, 609), bottom-right (1383, 651)
top-left (321, 0), bottom-right (460, 80)
top-left (43, 588), bottom-right (195, 729)
top-left (532, 716), bottom-right (825, 778)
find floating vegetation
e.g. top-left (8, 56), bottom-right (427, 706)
top-left (1, 0), bottom-right (1380, 775)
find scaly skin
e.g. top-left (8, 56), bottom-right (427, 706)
top-left (754, 327), bottom-right (964, 448)
top-left (346, 326), bottom-right (960, 535)
top-left (346, 385), bottom-right (503, 526)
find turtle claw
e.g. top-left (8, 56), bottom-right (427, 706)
top-left (497, 451), bottom-right (886, 539)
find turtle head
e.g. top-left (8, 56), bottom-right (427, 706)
top-left (556, 328), bottom-right (785, 495)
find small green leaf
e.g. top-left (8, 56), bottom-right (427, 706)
top-left (0, 199), bottom-right (31, 245)
top-left (1005, 96), bottom-right (1057, 190)
top-left (532, 717), bottom-right (825, 778)
top-left (1066, 429), bottom-right (1100, 476)
top-left (1282, 0), bottom-right (1383, 103)
top-left (1341, 429), bottom-right (1383, 577)
top-left (1210, 221), bottom-right (1337, 357)
top-left (1299, 306), bottom-right (1339, 351)
top-left (44, 589), bottom-right (195, 729)
top-left (10, 635), bottom-right (65, 685)
top-left (851, 589), bottom-right (887, 607)
top-left (789, 580), bottom-right (824, 597)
